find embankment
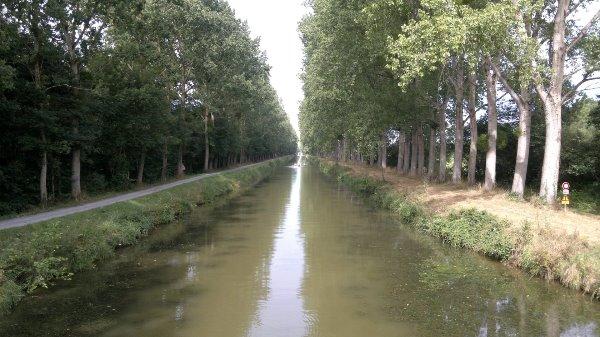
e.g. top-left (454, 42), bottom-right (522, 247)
top-left (0, 157), bottom-right (293, 314)
top-left (313, 157), bottom-right (600, 300)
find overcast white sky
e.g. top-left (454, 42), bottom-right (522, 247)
top-left (226, 0), bottom-right (308, 136)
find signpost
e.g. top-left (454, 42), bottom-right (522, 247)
top-left (561, 182), bottom-right (570, 211)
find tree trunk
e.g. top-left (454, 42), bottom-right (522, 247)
top-left (427, 126), bottom-right (436, 180)
top-left (452, 61), bottom-right (465, 184)
top-left (161, 143), bottom-right (168, 182)
top-left (71, 147), bottom-right (81, 201)
top-left (204, 109), bottom-right (210, 171)
top-left (40, 149), bottom-right (48, 206)
top-left (397, 131), bottom-right (405, 172)
top-left (511, 88), bottom-right (531, 197)
top-left (342, 136), bottom-right (348, 162)
top-left (380, 133), bottom-right (387, 169)
top-left (417, 125), bottom-right (425, 176)
top-left (438, 104), bottom-right (448, 182)
top-left (403, 134), bottom-right (411, 174)
top-left (484, 58), bottom-right (498, 191)
top-left (32, 30), bottom-right (48, 206)
top-left (40, 130), bottom-right (48, 206)
top-left (539, 101), bottom-right (561, 203)
top-left (177, 144), bottom-right (185, 178)
top-left (538, 0), bottom-right (569, 204)
top-left (410, 129), bottom-right (418, 176)
top-left (467, 70), bottom-right (478, 185)
top-left (137, 149), bottom-right (146, 186)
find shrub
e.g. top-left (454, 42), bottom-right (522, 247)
top-left (0, 156), bottom-right (292, 315)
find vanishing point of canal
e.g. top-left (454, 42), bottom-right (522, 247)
top-left (2, 161), bottom-right (599, 336)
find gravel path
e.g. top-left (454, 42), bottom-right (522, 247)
top-left (0, 160), bottom-right (277, 230)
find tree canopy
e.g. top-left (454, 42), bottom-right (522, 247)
top-left (0, 0), bottom-right (297, 215)
top-left (300, 0), bottom-right (600, 204)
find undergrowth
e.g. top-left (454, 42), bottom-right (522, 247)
top-left (0, 157), bottom-right (292, 315)
top-left (313, 157), bottom-right (600, 300)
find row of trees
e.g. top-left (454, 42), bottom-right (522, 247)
top-left (300, 0), bottom-right (599, 204)
top-left (0, 0), bottom-right (297, 215)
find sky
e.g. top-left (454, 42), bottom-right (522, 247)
top-left (225, 1), bottom-right (599, 135)
top-left (226, 0), bottom-right (308, 136)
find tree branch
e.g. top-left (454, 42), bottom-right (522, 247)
top-left (567, 0), bottom-right (584, 17)
top-left (563, 74), bottom-right (600, 103)
top-left (475, 92), bottom-right (508, 112)
top-left (45, 84), bottom-right (93, 92)
top-left (489, 61), bottom-right (522, 105)
top-left (566, 9), bottom-right (600, 53)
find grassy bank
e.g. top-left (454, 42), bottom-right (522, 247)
top-left (0, 157), bottom-right (293, 314)
top-left (313, 158), bottom-right (600, 299)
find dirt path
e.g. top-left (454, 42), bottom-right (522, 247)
top-left (338, 162), bottom-right (600, 245)
top-left (0, 159), bottom-right (281, 230)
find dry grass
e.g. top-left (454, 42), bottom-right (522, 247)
top-left (320, 159), bottom-right (600, 298)
top-left (341, 162), bottom-right (600, 245)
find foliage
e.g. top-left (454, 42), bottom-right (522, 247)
top-left (0, 156), bottom-right (293, 314)
top-left (0, 0), bottom-right (297, 215)
top-left (314, 157), bottom-right (600, 300)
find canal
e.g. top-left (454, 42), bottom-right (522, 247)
top-left (1, 162), bottom-right (599, 336)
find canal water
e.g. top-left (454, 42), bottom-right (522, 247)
top-left (1, 163), bottom-right (599, 336)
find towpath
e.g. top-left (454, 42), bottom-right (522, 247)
top-left (0, 159), bottom-right (282, 230)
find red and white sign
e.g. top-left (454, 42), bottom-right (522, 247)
top-left (562, 182), bottom-right (570, 190)
top-left (563, 189), bottom-right (570, 195)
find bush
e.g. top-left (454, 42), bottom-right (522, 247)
top-left (312, 156), bottom-right (600, 300)
top-left (0, 156), bottom-right (292, 315)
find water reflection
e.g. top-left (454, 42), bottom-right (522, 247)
top-left (247, 165), bottom-right (311, 337)
top-left (1, 166), bottom-right (600, 337)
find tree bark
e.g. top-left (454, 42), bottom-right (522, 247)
top-left (438, 102), bottom-right (448, 182)
top-left (489, 61), bottom-right (532, 197)
top-left (397, 131), bottom-right (405, 172)
top-left (410, 129), bottom-right (418, 176)
top-left (467, 69), bottom-right (478, 185)
top-left (161, 143), bottom-right (168, 182)
top-left (484, 57), bottom-right (498, 191)
top-left (39, 120), bottom-right (49, 208)
top-left (538, 0), bottom-right (569, 204)
top-left (71, 147), bottom-right (81, 201)
top-left (403, 134), bottom-right (411, 174)
top-left (511, 88), bottom-right (531, 197)
top-left (417, 125), bottom-right (425, 176)
top-left (539, 101), bottom-right (561, 203)
top-left (32, 28), bottom-right (48, 206)
top-left (380, 132), bottom-right (387, 169)
top-left (427, 126), bottom-right (436, 180)
top-left (176, 144), bottom-right (185, 178)
top-left (137, 149), bottom-right (146, 186)
top-left (342, 136), bottom-right (348, 162)
top-left (204, 108), bottom-right (210, 171)
top-left (452, 61), bottom-right (465, 184)
top-left (40, 148), bottom-right (48, 206)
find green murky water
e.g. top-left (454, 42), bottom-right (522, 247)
top-left (1, 163), bottom-right (599, 336)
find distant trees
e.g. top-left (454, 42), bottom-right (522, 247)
top-left (300, 0), bottom-right (599, 205)
top-left (0, 0), bottom-right (297, 215)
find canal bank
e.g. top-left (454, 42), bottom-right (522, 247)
top-left (1, 162), bottom-right (599, 336)
top-left (0, 156), bottom-right (294, 315)
top-left (312, 157), bottom-right (600, 300)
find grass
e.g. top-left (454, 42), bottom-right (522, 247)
top-left (313, 157), bottom-right (600, 300)
top-left (0, 156), bottom-right (293, 315)
top-left (570, 183), bottom-right (600, 215)
top-left (0, 163), bottom-right (266, 221)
